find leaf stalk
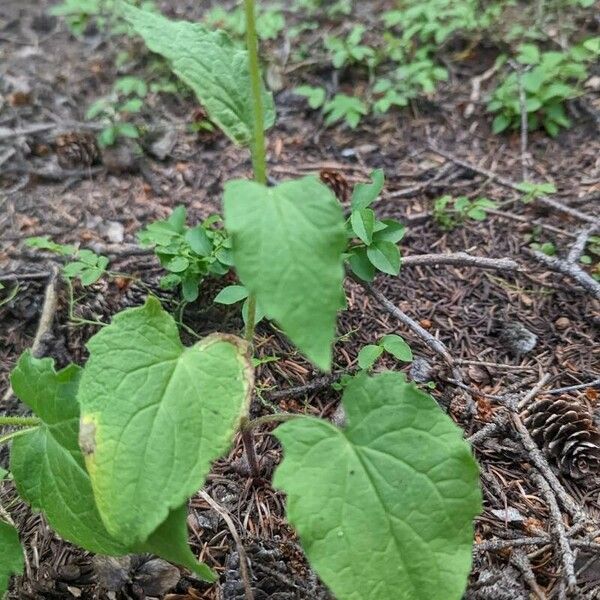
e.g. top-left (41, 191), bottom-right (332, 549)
top-left (243, 0), bottom-right (268, 342)
top-left (0, 416), bottom-right (40, 428)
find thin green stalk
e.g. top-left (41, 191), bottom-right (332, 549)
top-left (243, 0), bottom-right (268, 342)
top-left (0, 427), bottom-right (38, 446)
top-left (0, 416), bottom-right (40, 428)
top-left (244, 412), bottom-right (299, 431)
top-left (244, 0), bottom-right (268, 187)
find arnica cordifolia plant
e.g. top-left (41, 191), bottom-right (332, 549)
top-left (0, 2), bottom-right (481, 599)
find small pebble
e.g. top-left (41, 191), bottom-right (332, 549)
top-left (500, 322), bottom-right (538, 357)
top-left (410, 356), bottom-right (433, 383)
top-left (555, 317), bottom-right (570, 330)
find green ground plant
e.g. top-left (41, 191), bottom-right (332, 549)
top-left (0, 2), bottom-right (482, 599)
top-left (488, 38), bottom-right (600, 135)
top-left (86, 76), bottom-right (148, 146)
top-left (25, 237), bottom-right (109, 285)
top-left (433, 195), bottom-right (496, 231)
top-left (138, 207), bottom-right (232, 302)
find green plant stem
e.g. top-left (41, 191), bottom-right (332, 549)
top-left (0, 416), bottom-right (40, 428)
top-left (244, 412), bottom-right (300, 431)
top-left (243, 0), bottom-right (268, 343)
top-left (244, 294), bottom-right (258, 343)
top-left (239, 413), bottom-right (300, 478)
top-left (240, 417), bottom-right (260, 478)
top-left (244, 0), bottom-right (267, 187)
top-left (0, 427), bottom-right (38, 446)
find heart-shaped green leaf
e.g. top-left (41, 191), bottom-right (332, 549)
top-left (274, 372), bottom-right (481, 600)
top-left (123, 4), bottom-right (275, 146)
top-left (224, 177), bottom-right (346, 370)
top-left (10, 351), bottom-right (217, 581)
top-left (10, 354), bottom-right (126, 555)
top-left (78, 297), bottom-right (253, 545)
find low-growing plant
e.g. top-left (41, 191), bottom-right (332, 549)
top-left (382, 0), bottom-right (505, 49)
top-left (323, 93), bottom-right (369, 128)
top-left (1, 3), bottom-right (482, 599)
top-left (357, 333), bottom-right (414, 370)
top-left (345, 169), bottom-right (406, 280)
top-left (138, 207), bottom-right (232, 302)
top-left (373, 46), bottom-right (449, 113)
top-left (488, 38), bottom-right (600, 135)
top-left (25, 236), bottom-right (109, 285)
top-left (204, 4), bottom-right (285, 41)
top-left (516, 181), bottom-right (557, 203)
top-left (433, 195), bottom-right (496, 231)
top-left (293, 84), bottom-right (326, 109)
top-left (324, 25), bottom-right (377, 69)
top-left (86, 76), bottom-right (148, 146)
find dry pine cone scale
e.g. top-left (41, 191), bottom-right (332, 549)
top-left (524, 395), bottom-right (600, 480)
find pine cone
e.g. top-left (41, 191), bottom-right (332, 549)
top-left (524, 395), bottom-right (600, 479)
top-left (55, 132), bottom-right (100, 169)
top-left (319, 168), bottom-right (350, 203)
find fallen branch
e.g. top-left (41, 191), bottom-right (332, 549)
top-left (265, 373), bottom-right (342, 400)
top-left (401, 252), bottom-right (520, 272)
top-left (546, 378), bottom-right (600, 395)
top-left (531, 471), bottom-right (577, 593)
top-left (485, 208), bottom-right (577, 240)
top-left (511, 411), bottom-right (584, 522)
top-left (0, 271), bottom-right (51, 283)
top-left (567, 223), bottom-right (599, 264)
top-left (524, 248), bottom-right (600, 300)
top-left (510, 549), bottom-right (546, 600)
top-left (348, 272), bottom-right (464, 385)
top-left (429, 146), bottom-right (598, 224)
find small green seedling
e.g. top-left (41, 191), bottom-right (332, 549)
top-left (325, 25), bottom-right (376, 69)
top-left (346, 169), bottom-right (405, 281)
top-left (516, 181), bottom-right (556, 203)
top-left (323, 94), bottom-right (369, 128)
top-left (25, 237), bottom-right (108, 285)
top-left (138, 207), bottom-right (232, 302)
top-left (433, 195), bottom-right (496, 231)
top-left (214, 284), bottom-right (266, 326)
top-left (294, 85), bottom-right (326, 110)
top-left (86, 76), bottom-right (149, 146)
top-left (488, 39), bottom-right (600, 136)
top-left (357, 334), bottom-right (414, 370)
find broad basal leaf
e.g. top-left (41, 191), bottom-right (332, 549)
top-left (274, 372), bottom-right (481, 600)
top-left (10, 351), bottom-right (217, 581)
top-left (78, 297), bottom-right (253, 544)
top-left (123, 3), bottom-right (275, 145)
top-left (224, 177), bottom-right (346, 370)
top-left (10, 354), bottom-right (126, 555)
top-left (0, 521), bottom-right (23, 597)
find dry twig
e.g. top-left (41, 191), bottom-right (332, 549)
top-left (530, 471), bottom-right (577, 593)
top-left (429, 146), bottom-right (598, 224)
top-left (567, 223), bottom-right (599, 264)
top-left (1, 266), bottom-right (60, 404)
top-left (198, 490), bottom-right (255, 600)
top-left (524, 248), bottom-right (600, 300)
top-left (401, 252), bottom-right (520, 272)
